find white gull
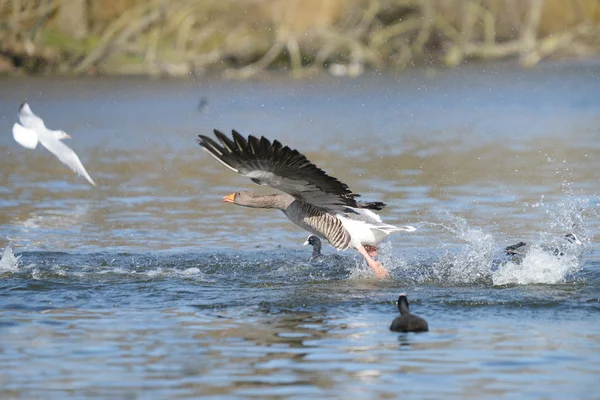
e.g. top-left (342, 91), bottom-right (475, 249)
top-left (12, 102), bottom-right (96, 186)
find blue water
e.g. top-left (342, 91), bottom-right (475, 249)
top-left (1, 60), bottom-right (599, 399)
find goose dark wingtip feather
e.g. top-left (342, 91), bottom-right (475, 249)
top-left (357, 201), bottom-right (385, 210)
top-left (212, 129), bottom-right (227, 142)
top-left (270, 138), bottom-right (283, 154)
top-left (231, 129), bottom-right (246, 142)
top-left (231, 130), bottom-right (248, 151)
top-left (197, 135), bottom-right (224, 156)
top-left (198, 130), bottom-right (365, 208)
top-left (247, 135), bottom-right (259, 156)
top-left (214, 130), bottom-right (237, 153)
top-left (196, 134), bottom-right (213, 146)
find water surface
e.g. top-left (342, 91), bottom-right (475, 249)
top-left (1, 61), bottom-right (599, 399)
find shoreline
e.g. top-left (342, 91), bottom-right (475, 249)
top-left (2, 56), bottom-right (600, 81)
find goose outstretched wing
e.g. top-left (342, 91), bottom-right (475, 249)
top-left (197, 130), bottom-right (361, 211)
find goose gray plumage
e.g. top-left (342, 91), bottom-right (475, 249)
top-left (197, 130), bottom-right (416, 278)
top-left (390, 294), bottom-right (429, 333)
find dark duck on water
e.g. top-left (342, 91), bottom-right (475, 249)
top-left (304, 235), bottom-right (323, 260)
top-left (390, 294), bottom-right (429, 333)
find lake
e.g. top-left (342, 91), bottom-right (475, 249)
top-left (1, 60), bottom-right (599, 399)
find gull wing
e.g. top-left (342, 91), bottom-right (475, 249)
top-left (197, 130), bottom-right (359, 211)
top-left (18, 102), bottom-right (46, 131)
top-left (40, 138), bottom-right (96, 186)
top-left (12, 123), bottom-right (39, 149)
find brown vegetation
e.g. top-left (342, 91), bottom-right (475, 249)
top-left (1, 0), bottom-right (599, 77)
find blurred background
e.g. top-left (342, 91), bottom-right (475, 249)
top-left (1, 0), bottom-right (600, 78)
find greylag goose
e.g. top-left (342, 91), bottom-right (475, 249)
top-left (390, 294), bottom-right (429, 332)
top-left (505, 233), bottom-right (581, 262)
top-left (197, 130), bottom-right (416, 278)
top-left (12, 103), bottom-right (96, 186)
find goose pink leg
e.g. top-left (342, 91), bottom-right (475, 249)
top-left (357, 245), bottom-right (389, 279)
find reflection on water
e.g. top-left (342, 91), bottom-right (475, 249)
top-left (1, 62), bottom-right (600, 398)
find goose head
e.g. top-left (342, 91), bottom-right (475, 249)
top-left (222, 190), bottom-right (283, 209)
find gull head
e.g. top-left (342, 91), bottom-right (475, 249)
top-left (55, 130), bottom-right (71, 140)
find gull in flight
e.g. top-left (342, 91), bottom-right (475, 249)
top-left (12, 102), bottom-right (96, 186)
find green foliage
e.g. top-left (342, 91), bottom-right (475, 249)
top-left (41, 30), bottom-right (100, 54)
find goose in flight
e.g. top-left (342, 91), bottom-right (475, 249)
top-left (12, 102), bottom-right (96, 186)
top-left (197, 130), bottom-right (416, 278)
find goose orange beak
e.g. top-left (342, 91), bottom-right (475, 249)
top-left (223, 193), bottom-right (235, 203)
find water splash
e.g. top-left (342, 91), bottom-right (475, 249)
top-left (382, 213), bottom-right (497, 285)
top-left (545, 184), bottom-right (594, 247)
top-left (1, 188), bottom-right (594, 287)
top-left (429, 213), bottom-right (496, 285)
top-left (377, 240), bottom-right (423, 282)
top-left (0, 241), bottom-right (20, 272)
top-left (347, 257), bottom-right (376, 280)
top-left (492, 190), bottom-right (594, 286)
top-left (492, 245), bottom-right (580, 285)
top-left (389, 191), bottom-right (595, 286)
